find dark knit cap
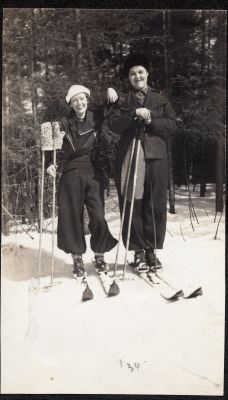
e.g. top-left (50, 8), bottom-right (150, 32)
top-left (122, 53), bottom-right (150, 77)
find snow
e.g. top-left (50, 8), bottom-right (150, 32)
top-left (1, 186), bottom-right (225, 395)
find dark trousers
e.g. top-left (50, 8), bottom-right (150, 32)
top-left (57, 170), bottom-right (117, 254)
top-left (115, 158), bottom-right (168, 251)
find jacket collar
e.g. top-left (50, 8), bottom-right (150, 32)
top-left (67, 109), bottom-right (95, 136)
top-left (131, 86), bottom-right (149, 95)
top-left (119, 86), bottom-right (167, 110)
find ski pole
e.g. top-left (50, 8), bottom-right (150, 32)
top-left (122, 138), bottom-right (141, 280)
top-left (39, 122), bottom-right (55, 284)
top-left (113, 137), bottom-right (136, 277)
top-left (150, 180), bottom-right (158, 273)
top-left (38, 150), bottom-right (45, 284)
top-left (51, 122), bottom-right (65, 285)
top-left (51, 149), bottom-right (56, 285)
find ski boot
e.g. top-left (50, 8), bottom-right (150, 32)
top-left (133, 250), bottom-right (149, 273)
top-left (145, 249), bottom-right (162, 272)
top-left (73, 257), bottom-right (86, 278)
top-left (94, 255), bottom-right (109, 273)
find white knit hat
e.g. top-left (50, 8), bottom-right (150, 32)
top-left (66, 85), bottom-right (90, 103)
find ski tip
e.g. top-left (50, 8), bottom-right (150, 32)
top-left (108, 281), bottom-right (120, 297)
top-left (166, 289), bottom-right (184, 301)
top-left (82, 285), bottom-right (94, 301)
top-left (184, 287), bottom-right (203, 299)
top-left (176, 289), bottom-right (184, 299)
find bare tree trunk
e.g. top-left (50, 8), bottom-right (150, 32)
top-left (2, 74), bottom-right (10, 235)
top-left (72, 9), bottom-right (82, 73)
top-left (201, 10), bottom-right (206, 88)
top-left (216, 11), bottom-right (226, 87)
top-left (200, 182), bottom-right (206, 197)
top-left (199, 140), bottom-right (206, 197)
top-left (17, 57), bottom-right (30, 224)
top-left (207, 11), bottom-right (212, 73)
top-left (167, 140), bottom-right (175, 213)
top-left (163, 10), bottom-right (175, 214)
top-left (215, 136), bottom-right (224, 212)
top-left (214, 13), bottom-right (226, 212)
top-left (30, 9), bottom-right (42, 228)
top-left (200, 11), bottom-right (207, 198)
top-left (163, 11), bottom-right (168, 94)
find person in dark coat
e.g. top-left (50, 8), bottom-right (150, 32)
top-left (47, 85), bottom-right (118, 277)
top-left (106, 54), bottom-right (176, 272)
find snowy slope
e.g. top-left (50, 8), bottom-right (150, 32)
top-left (1, 186), bottom-right (225, 395)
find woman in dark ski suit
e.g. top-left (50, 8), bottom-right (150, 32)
top-left (107, 54), bottom-right (176, 272)
top-left (47, 85), bottom-right (117, 277)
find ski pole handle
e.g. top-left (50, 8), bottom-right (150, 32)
top-left (40, 121), bottom-right (65, 151)
top-left (40, 122), bottom-right (54, 151)
top-left (52, 121), bottom-right (65, 150)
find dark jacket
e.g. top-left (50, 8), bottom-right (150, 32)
top-left (46, 108), bottom-right (110, 178)
top-left (59, 109), bottom-right (100, 175)
top-left (106, 86), bottom-right (176, 163)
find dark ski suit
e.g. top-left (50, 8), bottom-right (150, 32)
top-left (107, 86), bottom-right (176, 251)
top-left (48, 109), bottom-right (117, 255)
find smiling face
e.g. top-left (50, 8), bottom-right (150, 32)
top-left (70, 92), bottom-right (88, 118)
top-left (128, 65), bottom-right (149, 91)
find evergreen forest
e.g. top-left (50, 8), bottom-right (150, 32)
top-left (2, 8), bottom-right (226, 234)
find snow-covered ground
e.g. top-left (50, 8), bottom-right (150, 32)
top-left (1, 186), bottom-right (225, 395)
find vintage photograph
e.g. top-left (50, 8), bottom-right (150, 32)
top-left (1, 7), bottom-right (226, 395)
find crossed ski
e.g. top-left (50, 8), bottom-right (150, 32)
top-left (128, 262), bottom-right (202, 301)
top-left (153, 269), bottom-right (203, 300)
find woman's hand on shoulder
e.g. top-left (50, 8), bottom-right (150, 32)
top-left (47, 164), bottom-right (57, 178)
top-left (107, 88), bottom-right (118, 103)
